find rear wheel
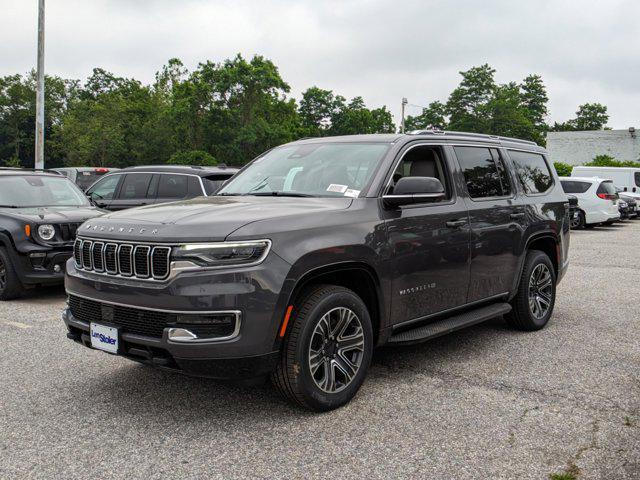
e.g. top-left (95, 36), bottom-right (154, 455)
top-left (570, 211), bottom-right (585, 229)
top-left (506, 250), bottom-right (556, 331)
top-left (272, 285), bottom-right (373, 411)
top-left (0, 247), bottom-right (24, 301)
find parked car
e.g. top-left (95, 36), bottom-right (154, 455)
top-left (617, 189), bottom-right (640, 218)
top-left (52, 167), bottom-right (119, 191)
top-left (571, 166), bottom-right (640, 194)
top-left (0, 169), bottom-right (104, 300)
top-left (618, 199), bottom-right (630, 219)
top-left (567, 194), bottom-right (581, 229)
top-left (84, 165), bottom-right (238, 211)
top-left (63, 131), bottom-right (569, 411)
top-left (559, 177), bottom-right (620, 228)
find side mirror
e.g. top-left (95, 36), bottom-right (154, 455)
top-left (383, 176), bottom-right (446, 208)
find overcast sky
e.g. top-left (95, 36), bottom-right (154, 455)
top-left (1, 0), bottom-right (638, 128)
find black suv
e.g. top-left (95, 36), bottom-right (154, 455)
top-left (85, 165), bottom-right (238, 211)
top-left (63, 132), bottom-right (570, 411)
top-left (0, 170), bottom-right (104, 300)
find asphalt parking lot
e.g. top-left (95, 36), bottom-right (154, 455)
top-left (1, 222), bottom-right (639, 480)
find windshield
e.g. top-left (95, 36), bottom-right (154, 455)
top-left (218, 143), bottom-right (390, 197)
top-left (0, 176), bottom-right (90, 208)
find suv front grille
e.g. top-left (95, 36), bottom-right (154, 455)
top-left (68, 295), bottom-right (237, 339)
top-left (74, 238), bottom-right (171, 280)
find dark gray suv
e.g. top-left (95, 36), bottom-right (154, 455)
top-left (63, 131), bottom-right (570, 411)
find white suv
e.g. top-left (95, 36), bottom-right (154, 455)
top-left (560, 176), bottom-right (620, 228)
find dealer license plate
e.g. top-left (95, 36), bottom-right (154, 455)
top-left (90, 323), bottom-right (119, 354)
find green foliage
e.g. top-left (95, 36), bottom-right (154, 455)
top-left (550, 103), bottom-right (609, 132)
top-left (405, 101), bottom-right (447, 131)
top-left (167, 150), bottom-right (217, 166)
top-left (585, 155), bottom-right (640, 168)
top-left (553, 162), bottom-right (573, 177)
top-left (3, 155), bottom-right (22, 168)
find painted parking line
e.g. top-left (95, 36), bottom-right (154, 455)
top-left (3, 321), bottom-right (32, 329)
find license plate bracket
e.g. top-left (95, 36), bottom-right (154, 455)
top-left (90, 322), bottom-right (120, 354)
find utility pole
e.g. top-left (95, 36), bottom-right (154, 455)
top-left (401, 97), bottom-right (408, 134)
top-left (35, 0), bottom-right (45, 170)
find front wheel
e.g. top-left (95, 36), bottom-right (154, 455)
top-left (570, 211), bottom-right (585, 229)
top-left (272, 285), bottom-right (373, 411)
top-left (0, 247), bottom-right (24, 301)
top-left (506, 250), bottom-right (556, 331)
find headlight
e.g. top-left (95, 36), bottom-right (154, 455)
top-left (173, 240), bottom-right (271, 268)
top-left (37, 224), bottom-right (56, 241)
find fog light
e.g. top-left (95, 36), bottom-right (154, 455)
top-left (53, 264), bottom-right (62, 273)
top-left (167, 328), bottom-right (198, 342)
top-left (29, 252), bottom-right (46, 268)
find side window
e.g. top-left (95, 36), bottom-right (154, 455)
top-left (118, 174), bottom-right (153, 200)
top-left (560, 181), bottom-right (591, 194)
top-left (508, 150), bottom-right (553, 194)
top-left (157, 174), bottom-right (189, 199)
top-left (203, 175), bottom-right (233, 195)
top-left (635, 172), bottom-right (640, 188)
top-left (388, 146), bottom-right (450, 200)
top-left (454, 146), bottom-right (508, 198)
top-left (87, 175), bottom-right (121, 201)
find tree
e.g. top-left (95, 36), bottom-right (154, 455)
top-left (167, 150), bottom-right (217, 166)
top-left (553, 162), bottom-right (573, 177)
top-left (574, 103), bottom-right (609, 130)
top-left (446, 64), bottom-right (496, 133)
top-left (404, 101), bottom-right (447, 131)
top-left (299, 87), bottom-right (338, 136)
top-left (520, 74), bottom-right (548, 130)
top-left (487, 82), bottom-right (539, 143)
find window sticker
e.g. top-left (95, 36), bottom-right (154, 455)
top-left (327, 184), bottom-right (348, 193)
top-left (344, 189), bottom-right (360, 198)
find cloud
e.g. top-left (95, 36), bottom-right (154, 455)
top-left (1, 0), bottom-right (638, 128)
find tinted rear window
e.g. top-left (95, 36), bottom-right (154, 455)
top-left (635, 172), bottom-right (640, 188)
top-left (454, 146), bottom-right (510, 198)
top-left (118, 174), bottom-right (153, 199)
top-left (560, 180), bottom-right (591, 194)
top-left (76, 171), bottom-right (105, 190)
top-left (203, 174), bottom-right (233, 195)
top-left (597, 181), bottom-right (616, 195)
top-left (508, 150), bottom-right (553, 194)
top-left (157, 174), bottom-right (189, 198)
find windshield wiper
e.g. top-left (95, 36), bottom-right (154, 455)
top-left (246, 191), bottom-right (315, 197)
top-left (0, 205), bottom-right (20, 208)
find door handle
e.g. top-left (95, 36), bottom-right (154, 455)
top-left (510, 212), bottom-right (525, 219)
top-left (446, 219), bottom-right (467, 228)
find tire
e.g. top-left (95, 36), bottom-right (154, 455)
top-left (570, 211), bottom-right (585, 229)
top-left (505, 250), bottom-right (556, 331)
top-left (272, 285), bottom-right (373, 411)
top-left (0, 247), bottom-right (24, 301)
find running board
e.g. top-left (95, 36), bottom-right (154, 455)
top-left (387, 302), bottom-right (512, 345)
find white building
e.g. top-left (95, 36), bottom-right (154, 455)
top-left (546, 128), bottom-right (639, 165)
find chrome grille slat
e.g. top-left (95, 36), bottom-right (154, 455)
top-left (75, 238), bottom-right (171, 281)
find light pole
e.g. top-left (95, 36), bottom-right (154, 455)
top-left (35, 0), bottom-right (45, 170)
top-left (400, 97), bottom-right (407, 134)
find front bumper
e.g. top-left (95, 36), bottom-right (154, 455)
top-left (10, 248), bottom-right (72, 285)
top-left (63, 251), bottom-right (293, 377)
top-left (63, 308), bottom-right (280, 378)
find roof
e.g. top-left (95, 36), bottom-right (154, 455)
top-left (118, 165), bottom-right (239, 176)
top-left (560, 176), bottom-right (611, 183)
top-left (52, 167), bottom-right (120, 172)
top-left (572, 166), bottom-right (640, 172)
top-left (0, 168), bottom-right (63, 177)
top-left (287, 131), bottom-right (545, 151)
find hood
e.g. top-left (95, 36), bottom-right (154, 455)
top-left (0, 205), bottom-right (105, 223)
top-left (77, 195), bottom-right (353, 242)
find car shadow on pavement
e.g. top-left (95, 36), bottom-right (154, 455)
top-left (67, 317), bottom-right (513, 420)
top-left (18, 285), bottom-right (66, 302)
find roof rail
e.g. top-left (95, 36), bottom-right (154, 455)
top-left (407, 129), bottom-right (538, 146)
top-left (0, 167), bottom-right (62, 174)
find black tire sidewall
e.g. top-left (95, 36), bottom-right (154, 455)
top-left (520, 251), bottom-right (556, 329)
top-left (0, 247), bottom-right (19, 299)
top-left (573, 211), bottom-right (586, 229)
top-left (294, 289), bottom-right (373, 411)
